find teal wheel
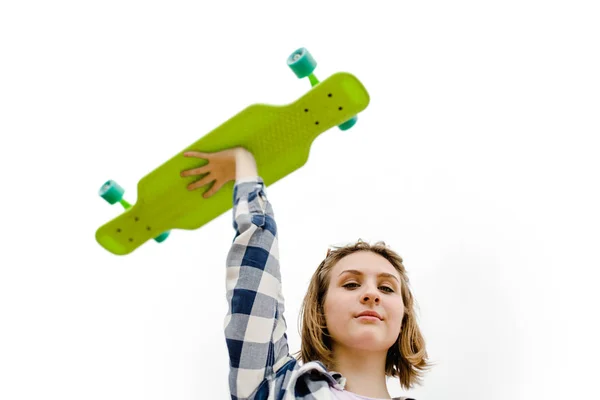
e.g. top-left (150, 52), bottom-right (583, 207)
top-left (338, 115), bottom-right (358, 131)
top-left (287, 47), bottom-right (317, 79)
top-left (154, 231), bottom-right (170, 243)
top-left (99, 180), bottom-right (124, 205)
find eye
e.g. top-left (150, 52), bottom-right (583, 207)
top-left (342, 283), bottom-right (395, 293)
top-left (343, 283), bottom-right (360, 289)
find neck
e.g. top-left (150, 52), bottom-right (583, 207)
top-left (331, 344), bottom-right (391, 399)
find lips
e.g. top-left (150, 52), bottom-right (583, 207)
top-left (356, 310), bottom-right (382, 320)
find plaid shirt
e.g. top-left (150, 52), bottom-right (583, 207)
top-left (224, 177), bottom-right (413, 400)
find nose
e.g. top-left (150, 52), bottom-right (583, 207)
top-left (360, 287), bottom-right (380, 304)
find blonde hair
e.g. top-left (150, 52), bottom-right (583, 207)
top-left (292, 240), bottom-right (430, 389)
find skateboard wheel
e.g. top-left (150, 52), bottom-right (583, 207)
top-left (99, 180), bottom-right (124, 205)
top-left (338, 115), bottom-right (358, 131)
top-left (154, 231), bottom-right (170, 243)
top-left (287, 47), bottom-right (317, 79)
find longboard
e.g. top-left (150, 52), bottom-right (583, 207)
top-left (96, 48), bottom-right (370, 255)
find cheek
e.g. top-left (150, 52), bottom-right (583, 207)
top-left (323, 291), bottom-right (347, 325)
top-left (386, 300), bottom-right (405, 328)
top-left (323, 294), bottom-right (335, 319)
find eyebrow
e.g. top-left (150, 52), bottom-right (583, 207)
top-left (338, 269), bottom-right (400, 283)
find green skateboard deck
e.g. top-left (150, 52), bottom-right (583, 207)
top-left (96, 51), bottom-right (370, 255)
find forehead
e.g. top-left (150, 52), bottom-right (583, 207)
top-left (332, 251), bottom-right (399, 278)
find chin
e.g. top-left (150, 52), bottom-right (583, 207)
top-left (348, 333), bottom-right (389, 350)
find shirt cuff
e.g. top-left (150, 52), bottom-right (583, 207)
top-left (235, 176), bottom-right (261, 185)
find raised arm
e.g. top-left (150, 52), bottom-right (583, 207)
top-left (182, 148), bottom-right (293, 399)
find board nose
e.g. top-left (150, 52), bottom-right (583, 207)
top-left (334, 72), bottom-right (370, 108)
top-left (95, 231), bottom-right (130, 255)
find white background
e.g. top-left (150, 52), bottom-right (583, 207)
top-left (1, 1), bottom-right (599, 399)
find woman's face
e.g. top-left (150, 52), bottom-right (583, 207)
top-left (323, 251), bottom-right (404, 353)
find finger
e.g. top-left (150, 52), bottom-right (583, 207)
top-left (203, 180), bottom-right (225, 198)
top-left (187, 173), bottom-right (215, 191)
top-left (181, 164), bottom-right (210, 177)
top-left (183, 151), bottom-right (212, 159)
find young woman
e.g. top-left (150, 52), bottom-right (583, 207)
top-left (181, 147), bottom-right (429, 400)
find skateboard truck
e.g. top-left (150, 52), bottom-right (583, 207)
top-left (99, 180), bottom-right (171, 244)
top-left (287, 47), bottom-right (358, 131)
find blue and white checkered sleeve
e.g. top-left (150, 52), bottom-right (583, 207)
top-left (224, 176), bottom-right (292, 399)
